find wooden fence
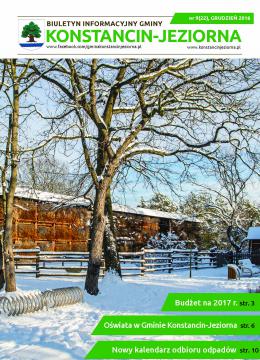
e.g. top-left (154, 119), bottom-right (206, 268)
top-left (13, 248), bottom-right (219, 277)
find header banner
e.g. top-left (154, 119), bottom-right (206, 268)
top-left (16, 12), bottom-right (256, 58)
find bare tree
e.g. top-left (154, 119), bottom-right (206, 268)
top-left (0, 59), bottom-right (63, 291)
top-left (19, 153), bottom-right (81, 195)
top-left (0, 60), bottom-right (24, 291)
top-left (186, 149), bottom-right (260, 252)
top-left (26, 58), bottom-right (259, 294)
top-left (211, 156), bottom-right (259, 253)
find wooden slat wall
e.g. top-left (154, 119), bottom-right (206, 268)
top-left (0, 197), bottom-right (200, 252)
top-left (0, 198), bottom-right (91, 251)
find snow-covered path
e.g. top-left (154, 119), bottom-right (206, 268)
top-left (0, 267), bottom-right (259, 360)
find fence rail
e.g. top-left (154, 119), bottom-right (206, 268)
top-left (13, 248), bottom-right (224, 277)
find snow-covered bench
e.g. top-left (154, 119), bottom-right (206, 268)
top-left (227, 264), bottom-right (241, 280)
top-left (238, 259), bottom-right (260, 277)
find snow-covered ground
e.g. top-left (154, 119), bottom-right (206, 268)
top-left (0, 267), bottom-right (259, 360)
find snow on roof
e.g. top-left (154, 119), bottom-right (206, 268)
top-left (0, 187), bottom-right (198, 222)
top-left (0, 187), bottom-right (92, 207)
top-left (247, 227), bottom-right (260, 240)
top-left (112, 204), bottom-right (199, 223)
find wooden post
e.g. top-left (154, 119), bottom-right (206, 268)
top-left (141, 248), bottom-right (145, 276)
top-left (172, 251), bottom-right (175, 271)
top-left (189, 248), bottom-right (192, 278)
top-left (194, 250), bottom-right (198, 270)
top-left (168, 251), bottom-right (172, 273)
top-left (35, 247), bottom-right (40, 278)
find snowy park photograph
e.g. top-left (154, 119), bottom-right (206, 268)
top-left (0, 58), bottom-right (259, 359)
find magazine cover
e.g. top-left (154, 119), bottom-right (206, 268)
top-left (0, 0), bottom-right (259, 359)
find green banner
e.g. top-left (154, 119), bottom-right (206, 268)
top-left (86, 341), bottom-right (260, 359)
top-left (92, 315), bottom-right (259, 335)
top-left (162, 293), bottom-right (260, 312)
top-left (171, 13), bottom-right (254, 24)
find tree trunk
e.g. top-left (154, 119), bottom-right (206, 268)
top-left (3, 70), bottom-right (19, 292)
top-left (227, 225), bottom-right (241, 254)
top-left (0, 114), bottom-right (12, 291)
top-left (85, 185), bottom-right (107, 295)
top-left (0, 232), bottom-right (4, 290)
top-left (103, 188), bottom-right (122, 277)
top-left (4, 209), bottom-right (17, 292)
top-left (28, 35), bottom-right (35, 42)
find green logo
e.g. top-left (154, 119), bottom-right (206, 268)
top-left (21, 21), bottom-right (41, 43)
top-left (19, 20), bottom-right (44, 49)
